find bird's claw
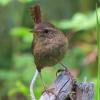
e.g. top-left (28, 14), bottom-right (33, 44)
top-left (56, 68), bottom-right (73, 79)
top-left (42, 88), bottom-right (56, 96)
top-left (56, 69), bottom-right (65, 76)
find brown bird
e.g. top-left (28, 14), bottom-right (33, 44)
top-left (33, 22), bottom-right (68, 71)
top-left (30, 5), bottom-right (68, 100)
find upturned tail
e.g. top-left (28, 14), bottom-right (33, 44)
top-left (30, 5), bottom-right (42, 24)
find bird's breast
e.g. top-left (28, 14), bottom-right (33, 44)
top-left (33, 34), bottom-right (68, 68)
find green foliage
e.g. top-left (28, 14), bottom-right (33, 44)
top-left (8, 81), bottom-right (29, 97)
top-left (12, 54), bottom-right (35, 82)
top-left (0, 70), bottom-right (18, 80)
top-left (63, 47), bottom-right (85, 69)
top-left (10, 27), bottom-right (33, 51)
top-left (18, 0), bottom-right (35, 3)
top-left (53, 8), bottom-right (100, 31)
top-left (10, 27), bottom-right (33, 43)
top-left (0, 1), bottom-right (98, 99)
top-left (96, 5), bottom-right (100, 100)
top-left (0, 0), bottom-right (11, 6)
top-left (0, 0), bottom-right (36, 6)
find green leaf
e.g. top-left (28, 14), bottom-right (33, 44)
top-left (18, 0), bottom-right (35, 3)
top-left (23, 33), bottom-right (33, 43)
top-left (13, 54), bottom-right (34, 69)
top-left (0, 0), bottom-right (11, 6)
top-left (10, 27), bottom-right (33, 43)
top-left (8, 80), bottom-right (29, 96)
top-left (53, 8), bottom-right (100, 31)
top-left (10, 27), bottom-right (31, 37)
top-left (16, 81), bottom-right (29, 95)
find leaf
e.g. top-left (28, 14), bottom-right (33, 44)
top-left (10, 27), bottom-right (33, 43)
top-left (16, 81), bottom-right (29, 95)
top-left (8, 80), bottom-right (29, 96)
top-left (53, 8), bottom-right (100, 31)
top-left (23, 33), bottom-right (33, 43)
top-left (10, 27), bottom-right (31, 37)
top-left (0, 0), bottom-right (11, 6)
top-left (18, 0), bottom-right (36, 3)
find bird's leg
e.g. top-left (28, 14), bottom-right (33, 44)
top-left (56, 62), bottom-right (68, 76)
top-left (60, 62), bottom-right (69, 70)
top-left (39, 72), bottom-right (56, 95)
top-left (39, 72), bottom-right (47, 90)
top-left (54, 59), bottom-right (70, 76)
top-left (56, 62), bottom-right (73, 78)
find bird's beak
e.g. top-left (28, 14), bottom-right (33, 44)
top-left (29, 29), bottom-right (40, 34)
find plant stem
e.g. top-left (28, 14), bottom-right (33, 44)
top-left (96, 3), bottom-right (100, 100)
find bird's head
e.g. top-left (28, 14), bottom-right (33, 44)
top-left (33, 22), bottom-right (56, 35)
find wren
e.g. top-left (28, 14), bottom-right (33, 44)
top-left (33, 22), bottom-right (68, 72)
top-left (30, 5), bottom-right (68, 100)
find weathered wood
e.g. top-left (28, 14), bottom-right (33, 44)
top-left (76, 82), bottom-right (94, 100)
top-left (40, 71), bottom-right (73, 100)
top-left (39, 70), bottom-right (94, 100)
top-left (40, 70), bottom-right (74, 100)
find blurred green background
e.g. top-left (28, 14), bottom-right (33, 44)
top-left (0, 0), bottom-right (99, 100)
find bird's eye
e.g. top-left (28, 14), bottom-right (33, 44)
top-left (43, 29), bottom-right (49, 33)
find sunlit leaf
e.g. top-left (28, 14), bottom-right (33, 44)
top-left (0, 0), bottom-right (11, 6)
top-left (10, 27), bottom-right (33, 44)
top-left (8, 80), bottom-right (29, 96)
top-left (53, 8), bottom-right (100, 31)
top-left (18, 0), bottom-right (35, 3)
top-left (10, 27), bottom-right (31, 37)
top-left (16, 81), bottom-right (29, 95)
top-left (23, 33), bottom-right (33, 43)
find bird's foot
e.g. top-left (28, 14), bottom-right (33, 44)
top-left (56, 69), bottom-right (65, 76)
top-left (42, 87), bottom-right (56, 96)
top-left (56, 68), bottom-right (73, 79)
top-left (60, 63), bottom-right (74, 78)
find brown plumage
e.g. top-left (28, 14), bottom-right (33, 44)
top-left (30, 5), bottom-right (68, 98)
top-left (33, 22), bottom-right (68, 72)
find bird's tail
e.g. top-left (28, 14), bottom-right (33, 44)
top-left (30, 5), bottom-right (42, 24)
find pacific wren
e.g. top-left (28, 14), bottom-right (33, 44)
top-left (30, 5), bottom-right (68, 99)
top-left (33, 22), bottom-right (68, 72)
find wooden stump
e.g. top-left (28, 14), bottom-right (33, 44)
top-left (39, 70), bottom-right (94, 100)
